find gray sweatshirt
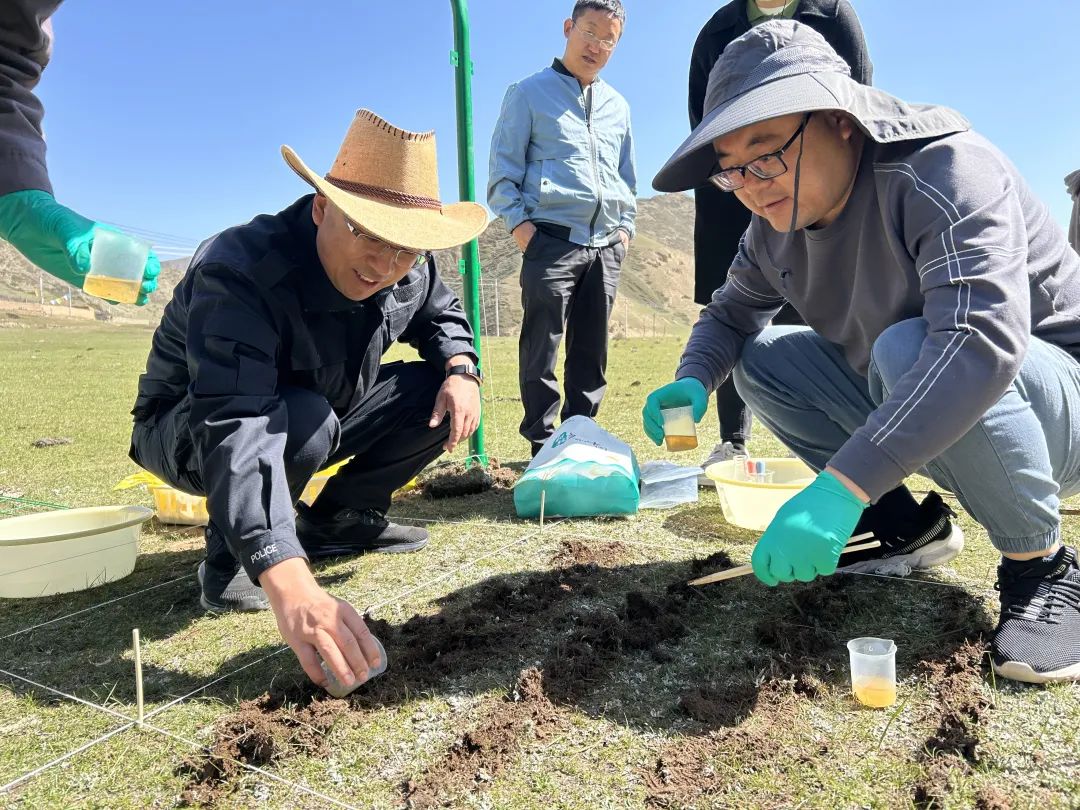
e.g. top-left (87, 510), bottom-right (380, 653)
top-left (0, 0), bottom-right (60, 195)
top-left (678, 131), bottom-right (1080, 501)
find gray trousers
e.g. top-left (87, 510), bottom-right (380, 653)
top-left (518, 227), bottom-right (626, 451)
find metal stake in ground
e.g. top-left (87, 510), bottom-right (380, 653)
top-left (132, 628), bottom-right (144, 726)
top-left (540, 489), bottom-right (546, 534)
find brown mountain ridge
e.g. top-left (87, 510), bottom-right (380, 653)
top-left (0, 193), bottom-right (700, 336)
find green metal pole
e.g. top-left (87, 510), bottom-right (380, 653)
top-left (450, 0), bottom-right (487, 466)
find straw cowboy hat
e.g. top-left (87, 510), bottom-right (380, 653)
top-left (653, 20), bottom-right (969, 192)
top-left (282, 109), bottom-right (489, 251)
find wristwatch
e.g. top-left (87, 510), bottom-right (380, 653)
top-left (446, 362), bottom-right (483, 385)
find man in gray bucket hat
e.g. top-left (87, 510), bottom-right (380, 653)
top-left (644, 20), bottom-right (1080, 684)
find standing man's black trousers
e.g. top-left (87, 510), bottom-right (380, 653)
top-left (517, 226), bottom-right (625, 455)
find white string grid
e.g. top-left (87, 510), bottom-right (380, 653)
top-left (0, 516), bottom-right (569, 800)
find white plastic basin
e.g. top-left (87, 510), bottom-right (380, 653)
top-left (704, 457), bottom-right (816, 531)
top-left (0, 506), bottom-right (152, 598)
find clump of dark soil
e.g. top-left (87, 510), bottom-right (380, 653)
top-left (550, 538), bottom-right (628, 567)
top-left (678, 683), bottom-right (759, 727)
top-left (541, 590), bottom-right (688, 703)
top-left (401, 668), bottom-right (564, 808)
top-left (918, 640), bottom-right (992, 763)
top-left (177, 687), bottom-right (345, 806)
top-left (642, 725), bottom-right (786, 808)
top-left (687, 550), bottom-right (735, 577)
top-left (30, 436), bottom-right (72, 448)
top-left (417, 459), bottom-right (517, 499)
top-left (910, 638), bottom-right (994, 808)
top-left (975, 785), bottom-right (1012, 809)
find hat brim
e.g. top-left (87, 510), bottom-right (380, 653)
top-left (653, 74), bottom-right (846, 193)
top-left (282, 145), bottom-right (490, 251)
top-left (653, 73), bottom-right (970, 193)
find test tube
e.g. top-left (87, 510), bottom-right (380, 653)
top-left (732, 453), bottom-right (748, 481)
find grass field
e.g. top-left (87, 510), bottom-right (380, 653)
top-left (0, 315), bottom-right (1077, 809)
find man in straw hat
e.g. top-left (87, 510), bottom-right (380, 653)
top-left (488, 0), bottom-right (636, 458)
top-left (129, 110), bottom-right (488, 692)
top-left (644, 20), bottom-right (1080, 684)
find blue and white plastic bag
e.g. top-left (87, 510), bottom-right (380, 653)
top-left (513, 416), bottom-right (640, 518)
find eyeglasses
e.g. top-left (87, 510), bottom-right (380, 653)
top-left (708, 113), bottom-right (812, 192)
top-left (343, 216), bottom-right (428, 271)
top-left (572, 21), bottom-right (617, 52)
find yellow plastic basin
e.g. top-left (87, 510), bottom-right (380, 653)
top-left (0, 505), bottom-right (152, 598)
top-left (704, 457), bottom-right (816, 531)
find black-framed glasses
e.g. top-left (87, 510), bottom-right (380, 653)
top-left (572, 21), bottom-right (618, 52)
top-left (343, 215), bottom-right (428, 271)
top-left (708, 113), bottom-right (812, 192)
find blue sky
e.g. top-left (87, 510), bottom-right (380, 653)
top-left (39, 1), bottom-right (1080, 258)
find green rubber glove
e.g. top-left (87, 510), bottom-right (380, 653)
top-left (641, 377), bottom-right (709, 445)
top-left (751, 470), bottom-right (867, 586)
top-left (0, 189), bottom-right (160, 305)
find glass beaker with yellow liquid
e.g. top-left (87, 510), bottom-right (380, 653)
top-left (83, 228), bottom-right (151, 304)
top-left (661, 405), bottom-right (698, 452)
top-left (847, 637), bottom-right (898, 708)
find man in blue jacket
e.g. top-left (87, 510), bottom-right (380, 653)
top-left (645, 21), bottom-right (1080, 684)
top-left (488, 0), bottom-right (637, 456)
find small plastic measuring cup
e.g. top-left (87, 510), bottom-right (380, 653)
top-left (83, 228), bottom-right (151, 304)
top-left (661, 405), bottom-right (698, 452)
top-left (847, 637), bottom-right (897, 708)
top-left (320, 634), bottom-right (388, 698)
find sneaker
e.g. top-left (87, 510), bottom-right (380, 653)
top-left (698, 441), bottom-right (745, 487)
top-left (295, 504), bottom-right (429, 559)
top-left (838, 491), bottom-right (964, 574)
top-left (197, 560), bottom-right (270, 613)
top-left (992, 546), bottom-right (1080, 684)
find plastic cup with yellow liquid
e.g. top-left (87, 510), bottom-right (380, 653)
top-left (83, 228), bottom-right (151, 304)
top-left (847, 637), bottom-right (897, 708)
top-left (661, 405), bottom-right (698, 452)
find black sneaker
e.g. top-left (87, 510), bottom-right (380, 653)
top-left (838, 491), bottom-right (964, 574)
top-left (992, 546), bottom-right (1080, 684)
top-left (197, 560), bottom-right (270, 613)
top-left (295, 504), bottom-right (429, 559)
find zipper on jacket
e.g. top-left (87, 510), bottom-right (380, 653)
top-left (583, 84), bottom-right (603, 243)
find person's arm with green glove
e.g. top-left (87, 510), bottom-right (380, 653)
top-left (750, 467), bottom-right (869, 586)
top-left (641, 228), bottom-right (785, 443)
top-left (0, 190), bottom-right (160, 305)
top-left (0, 2), bottom-right (159, 305)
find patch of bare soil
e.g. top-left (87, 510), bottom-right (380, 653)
top-left (550, 539), bottom-right (628, 568)
top-left (401, 668), bottom-right (564, 808)
top-left (417, 459), bottom-right (517, 499)
top-left (645, 573), bottom-right (995, 808)
top-left (911, 639), bottom-right (994, 809)
top-left (642, 724), bottom-right (788, 808)
top-left (542, 591), bottom-right (687, 704)
top-left (177, 687), bottom-right (345, 806)
top-left (30, 436), bottom-right (72, 448)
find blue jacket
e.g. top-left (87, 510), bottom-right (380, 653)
top-left (488, 59), bottom-right (637, 247)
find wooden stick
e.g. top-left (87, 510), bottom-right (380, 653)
top-left (132, 628), bottom-right (144, 726)
top-left (687, 533), bottom-right (878, 587)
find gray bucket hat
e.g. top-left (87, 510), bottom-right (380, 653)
top-left (653, 20), bottom-right (970, 193)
